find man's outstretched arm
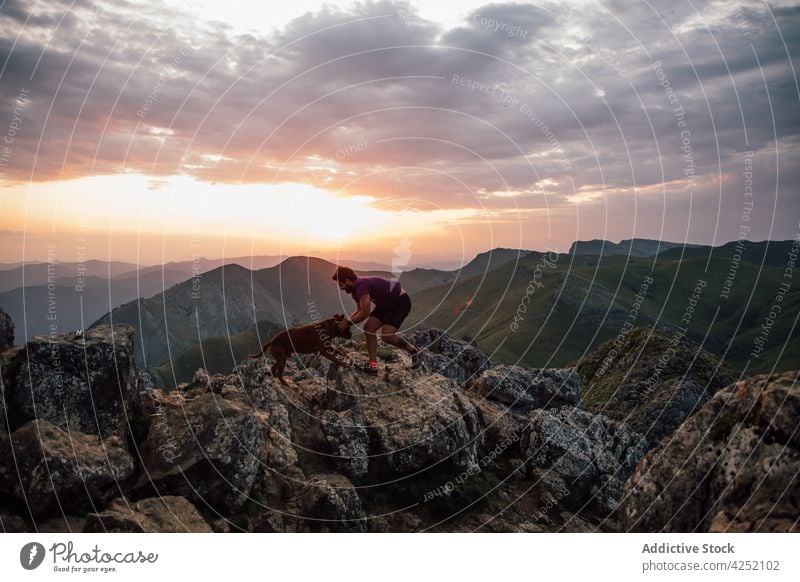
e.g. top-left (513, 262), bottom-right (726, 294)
top-left (342, 293), bottom-right (371, 328)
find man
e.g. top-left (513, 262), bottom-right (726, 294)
top-left (332, 266), bottom-right (423, 375)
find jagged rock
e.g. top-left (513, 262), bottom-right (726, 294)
top-left (3, 312), bottom-right (789, 534)
top-left (522, 407), bottom-right (647, 514)
top-left (37, 515), bottom-right (86, 533)
top-left (620, 371), bottom-right (800, 532)
top-left (181, 368), bottom-right (227, 395)
top-left (407, 326), bottom-right (492, 388)
top-left (0, 513), bottom-right (28, 532)
top-left (578, 327), bottom-right (736, 445)
top-left (321, 409), bottom-right (370, 479)
top-left (318, 355), bottom-right (483, 481)
top-left (208, 517), bottom-right (233, 533)
top-left (388, 511), bottom-right (422, 532)
top-left (469, 366), bottom-right (581, 411)
top-left (192, 368), bottom-right (210, 386)
top-left (293, 474), bottom-right (367, 532)
top-left (469, 397), bottom-right (528, 456)
top-left (0, 419), bottom-right (134, 518)
top-left (2, 325), bottom-right (140, 439)
top-left (0, 346), bottom-right (18, 434)
top-left (133, 387), bottom-right (294, 514)
top-left (0, 307), bottom-right (14, 352)
top-left (84, 496), bottom-right (212, 532)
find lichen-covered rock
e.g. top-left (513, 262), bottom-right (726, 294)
top-left (0, 512), bottom-right (28, 532)
top-left (133, 388), bottom-right (293, 514)
top-left (133, 363), bottom-right (304, 516)
top-left (522, 407), bottom-right (647, 514)
top-left (3, 325), bottom-right (140, 439)
top-left (0, 307), bottom-right (14, 352)
top-left (0, 419), bottom-right (134, 518)
top-left (469, 366), bottom-right (581, 411)
top-left (192, 367), bottom-right (211, 387)
top-left (468, 397), bottom-right (529, 459)
top-left (293, 474), bottom-right (367, 532)
top-left (3, 314), bottom-right (789, 534)
top-left (407, 326), bottom-right (492, 388)
top-left (37, 515), bottom-right (87, 533)
top-left (620, 371), bottom-right (800, 532)
top-left (318, 355), bottom-right (483, 480)
top-left (578, 326), bottom-right (736, 445)
top-left (321, 409), bottom-right (370, 479)
top-left (84, 496), bottom-right (212, 532)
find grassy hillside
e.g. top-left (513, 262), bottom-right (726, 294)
top-left (88, 250), bottom-right (528, 377)
top-left (399, 248), bottom-right (528, 294)
top-left (407, 241), bottom-right (799, 375)
top-left (154, 319), bottom-right (284, 390)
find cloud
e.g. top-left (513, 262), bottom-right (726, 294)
top-left (0, 0), bottom-right (797, 242)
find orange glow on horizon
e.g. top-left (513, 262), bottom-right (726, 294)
top-left (0, 173), bottom-right (489, 264)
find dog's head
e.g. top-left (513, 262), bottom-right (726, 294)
top-left (331, 313), bottom-right (353, 339)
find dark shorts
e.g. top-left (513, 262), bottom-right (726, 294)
top-left (370, 293), bottom-right (411, 328)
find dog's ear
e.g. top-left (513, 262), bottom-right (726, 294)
top-left (333, 313), bottom-right (343, 319)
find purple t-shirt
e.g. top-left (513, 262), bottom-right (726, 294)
top-left (351, 276), bottom-right (403, 308)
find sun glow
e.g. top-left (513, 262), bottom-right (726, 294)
top-left (0, 173), bottom-right (474, 258)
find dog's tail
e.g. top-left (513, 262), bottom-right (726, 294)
top-left (247, 340), bottom-right (273, 359)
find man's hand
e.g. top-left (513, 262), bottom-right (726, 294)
top-left (337, 294), bottom-right (370, 331)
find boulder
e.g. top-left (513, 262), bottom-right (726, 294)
top-left (3, 325), bottom-right (140, 439)
top-left (0, 307), bottom-right (13, 352)
top-left (36, 515), bottom-right (87, 533)
top-left (522, 406), bottom-right (647, 514)
top-left (1, 513), bottom-right (28, 532)
top-left (0, 419), bottom-right (134, 518)
top-left (133, 377), bottom-right (299, 514)
top-left (619, 371), bottom-right (800, 532)
top-left (578, 326), bottom-right (736, 445)
top-left (321, 409), bottom-right (370, 479)
top-left (293, 474), bottom-right (367, 532)
top-left (469, 365), bottom-right (581, 411)
top-left (407, 327), bottom-right (492, 388)
top-left (318, 355), bottom-right (483, 481)
top-left (84, 496), bottom-right (212, 532)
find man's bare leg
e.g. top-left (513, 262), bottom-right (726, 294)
top-left (363, 316), bottom-right (382, 363)
top-left (380, 324), bottom-right (420, 354)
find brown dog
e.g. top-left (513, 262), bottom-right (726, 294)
top-left (248, 314), bottom-right (353, 385)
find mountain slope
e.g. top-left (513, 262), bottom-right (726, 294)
top-left (407, 241), bottom-right (799, 375)
top-left (399, 247), bottom-right (528, 294)
top-left (153, 319), bottom-right (284, 390)
top-left (88, 250), bottom-right (528, 377)
top-left (0, 260), bottom-right (140, 293)
top-left (0, 269), bottom-right (195, 343)
top-left (89, 257), bottom-right (361, 374)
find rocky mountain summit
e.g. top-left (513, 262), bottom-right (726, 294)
top-left (620, 371), bottom-right (799, 532)
top-left (0, 307), bottom-right (13, 353)
top-left (0, 317), bottom-right (796, 532)
top-left (578, 327), bottom-right (737, 445)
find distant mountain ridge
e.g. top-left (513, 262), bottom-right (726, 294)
top-left (6, 239), bottom-right (798, 385)
top-left (569, 238), bottom-right (703, 257)
top-left (87, 250), bottom-right (524, 380)
top-left (399, 248), bottom-right (528, 294)
top-left (407, 239), bottom-right (799, 375)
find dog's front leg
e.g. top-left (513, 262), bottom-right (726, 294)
top-left (321, 347), bottom-right (351, 368)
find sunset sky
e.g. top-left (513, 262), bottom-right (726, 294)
top-left (0, 0), bottom-right (797, 266)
